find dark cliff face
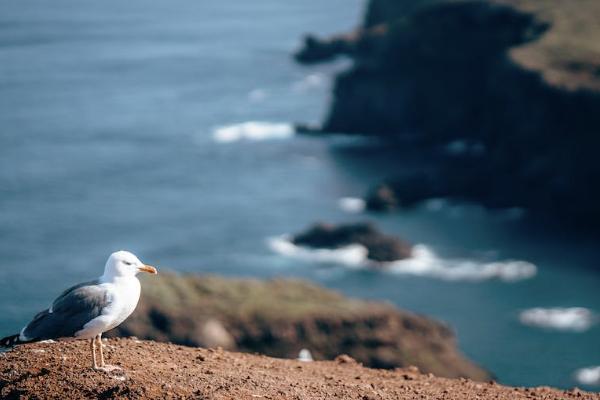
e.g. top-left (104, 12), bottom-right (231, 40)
top-left (111, 273), bottom-right (490, 381)
top-left (324, 2), bottom-right (549, 138)
top-left (363, 0), bottom-right (442, 28)
top-left (295, 0), bottom-right (600, 228)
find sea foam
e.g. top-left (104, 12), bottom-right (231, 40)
top-left (574, 366), bottom-right (600, 386)
top-left (267, 235), bottom-right (367, 267)
top-left (248, 89), bottom-right (267, 103)
top-left (387, 245), bottom-right (536, 282)
top-left (268, 237), bottom-right (536, 282)
top-left (519, 307), bottom-right (596, 332)
top-left (212, 121), bottom-right (294, 143)
top-left (292, 72), bottom-right (326, 92)
top-left (338, 197), bottom-right (366, 213)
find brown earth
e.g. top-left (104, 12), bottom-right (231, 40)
top-left (110, 273), bottom-right (489, 381)
top-left (0, 339), bottom-right (596, 400)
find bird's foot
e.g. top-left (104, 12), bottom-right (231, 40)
top-left (94, 364), bottom-right (122, 373)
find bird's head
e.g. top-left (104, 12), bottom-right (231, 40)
top-left (103, 250), bottom-right (158, 279)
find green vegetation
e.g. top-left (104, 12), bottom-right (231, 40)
top-left (141, 272), bottom-right (386, 321)
top-left (498, 0), bottom-right (600, 90)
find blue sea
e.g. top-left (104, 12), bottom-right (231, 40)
top-left (0, 0), bottom-right (598, 390)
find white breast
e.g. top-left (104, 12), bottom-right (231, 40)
top-left (105, 277), bottom-right (141, 330)
top-left (75, 277), bottom-right (141, 339)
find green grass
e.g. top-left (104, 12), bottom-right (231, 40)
top-left (495, 0), bottom-right (600, 90)
top-left (140, 272), bottom-right (390, 322)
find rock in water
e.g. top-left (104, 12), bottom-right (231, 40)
top-left (292, 222), bottom-right (413, 262)
top-left (365, 184), bottom-right (399, 211)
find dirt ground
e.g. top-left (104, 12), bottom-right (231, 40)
top-left (0, 338), bottom-right (597, 399)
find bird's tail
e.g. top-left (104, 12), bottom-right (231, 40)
top-left (0, 334), bottom-right (23, 348)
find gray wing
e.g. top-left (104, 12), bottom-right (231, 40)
top-left (22, 280), bottom-right (110, 341)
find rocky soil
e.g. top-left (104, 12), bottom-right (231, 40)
top-left (110, 273), bottom-right (488, 381)
top-left (1, 339), bottom-right (597, 399)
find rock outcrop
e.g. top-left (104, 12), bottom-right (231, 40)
top-left (110, 273), bottom-right (488, 380)
top-left (292, 222), bottom-right (413, 262)
top-left (295, 0), bottom-right (600, 228)
top-left (1, 339), bottom-right (597, 399)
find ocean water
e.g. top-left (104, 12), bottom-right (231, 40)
top-left (0, 0), bottom-right (599, 390)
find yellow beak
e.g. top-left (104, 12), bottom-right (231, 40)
top-left (138, 264), bottom-right (158, 274)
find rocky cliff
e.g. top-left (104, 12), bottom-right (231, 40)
top-left (109, 273), bottom-right (488, 381)
top-left (295, 0), bottom-right (600, 227)
top-left (1, 339), bottom-right (597, 399)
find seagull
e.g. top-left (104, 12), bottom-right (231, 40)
top-left (0, 250), bottom-right (157, 371)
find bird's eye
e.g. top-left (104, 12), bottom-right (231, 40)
top-left (123, 261), bottom-right (133, 266)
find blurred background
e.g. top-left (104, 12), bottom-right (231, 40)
top-left (0, 0), bottom-right (598, 391)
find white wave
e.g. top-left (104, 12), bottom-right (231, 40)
top-left (519, 307), bottom-right (596, 332)
top-left (424, 198), bottom-right (448, 212)
top-left (387, 245), bottom-right (536, 282)
top-left (267, 235), bottom-right (367, 267)
top-left (444, 139), bottom-right (485, 156)
top-left (292, 72), bottom-right (326, 92)
top-left (248, 89), bottom-right (267, 103)
top-left (268, 236), bottom-right (536, 282)
top-left (338, 197), bottom-right (366, 213)
top-left (212, 121), bottom-right (294, 143)
top-left (574, 366), bottom-right (600, 386)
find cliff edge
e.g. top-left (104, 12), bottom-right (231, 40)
top-left (0, 339), bottom-right (596, 399)
top-left (110, 273), bottom-right (488, 381)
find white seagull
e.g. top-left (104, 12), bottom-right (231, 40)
top-left (0, 250), bottom-right (158, 371)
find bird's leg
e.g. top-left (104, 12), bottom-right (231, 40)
top-left (91, 338), bottom-right (98, 370)
top-left (94, 334), bottom-right (121, 372)
top-left (96, 335), bottom-right (105, 367)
